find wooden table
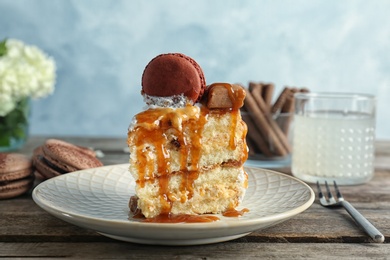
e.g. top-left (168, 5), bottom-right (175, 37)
top-left (1, 136), bottom-right (389, 259)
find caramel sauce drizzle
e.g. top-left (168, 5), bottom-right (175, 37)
top-left (222, 208), bottom-right (250, 217)
top-left (131, 84), bottom-right (248, 223)
top-left (133, 105), bottom-right (209, 215)
top-left (230, 110), bottom-right (238, 149)
top-left (207, 83), bottom-right (246, 150)
top-left (129, 196), bottom-right (248, 223)
top-left (142, 213), bottom-right (220, 223)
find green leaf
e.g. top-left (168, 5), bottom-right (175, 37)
top-left (0, 39), bottom-right (7, 57)
top-left (0, 134), bottom-right (11, 146)
top-left (0, 97), bottom-right (29, 147)
top-left (13, 126), bottom-right (27, 139)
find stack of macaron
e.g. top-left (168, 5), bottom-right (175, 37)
top-left (0, 139), bottom-right (104, 199)
top-left (33, 139), bottom-right (103, 180)
top-left (0, 153), bottom-right (34, 199)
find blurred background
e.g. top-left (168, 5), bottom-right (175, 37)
top-left (1, 0), bottom-right (390, 139)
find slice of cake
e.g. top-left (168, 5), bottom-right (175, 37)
top-left (127, 53), bottom-right (248, 221)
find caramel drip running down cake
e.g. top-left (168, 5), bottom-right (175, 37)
top-left (127, 53), bottom-right (248, 222)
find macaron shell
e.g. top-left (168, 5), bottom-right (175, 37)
top-left (0, 153), bottom-right (31, 174)
top-left (142, 53), bottom-right (206, 103)
top-left (32, 140), bottom-right (103, 181)
top-left (0, 168), bottom-right (33, 182)
top-left (32, 146), bottom-right (64, 179)
top-left (75, 145), bottom-right (97, 157)
top-left (0, 175), bottom-right (34, 199)
top-left (34, 170), bottom-right (46, 181)
top-left (43, 139), bottom-right (103, 170)
top-left (42, 146), bottom-right (79, 173)
top-left (33, 154), bottom-right (62, 179)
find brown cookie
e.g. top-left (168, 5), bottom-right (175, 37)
top-left (33, 146), bottom-right (62, 179)
top-left (261, 83), bottom-right (275, 110)
top-left (278, 87), bottom-right (309, 135)
top-left (43, 139), bottom-right (103, 170)
top-left (241, 112), bottom-right (273, 157)
top-left (271, 87), bottom-right (292, 114)
top-left (32, 139), bottom-right (103, 180)
top-left (243, 89), bottom-right (289, 157)
top-left (245, 137), bottom-right (259, 156)
top-left (249, 83), bottom-right (268, 113)
top-left (0, 153), bottom-right (34, 199)
top-left (248, 81), bottom-right (259, 92)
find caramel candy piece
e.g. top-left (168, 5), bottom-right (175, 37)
top-left (207, 83), bottom-right (246, 109)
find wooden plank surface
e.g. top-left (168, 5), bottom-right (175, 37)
top-left (1, 242), bottom-right (389, 259)
top-left (1, 181), bottom-right (388, 243)
top-left (1, 136), bottom-right (389, 259)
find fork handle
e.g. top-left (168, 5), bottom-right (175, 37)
top-left (341, 201), bottom-right (385, 243)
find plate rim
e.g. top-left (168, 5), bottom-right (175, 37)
top-left (33, 164), bottom-right (314, 227)
top-left (32, 164), bottom-right (315, 236)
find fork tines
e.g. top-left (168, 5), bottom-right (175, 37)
top-left (332, 181), bottom-right (343, 200)
top-left (316, 181), bottom-right (324, 199)
top-left (316, 181), bottom-right (343, 205)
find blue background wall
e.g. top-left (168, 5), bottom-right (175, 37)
top-left (1, 0), bottom-right (390, 139)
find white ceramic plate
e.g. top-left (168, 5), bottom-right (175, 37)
top-left (32, 164), bottom-right (314, 246)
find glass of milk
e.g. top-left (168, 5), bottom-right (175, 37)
top-left (291, 92), bottom-right (376, 185)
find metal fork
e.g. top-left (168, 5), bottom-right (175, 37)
top-left (317, 181), bottom-right (385, 243)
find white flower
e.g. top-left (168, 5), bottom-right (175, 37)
top-left (0, 39), bottom-right (56, 116)
top-left (0, 94), bottom-right (15, 116)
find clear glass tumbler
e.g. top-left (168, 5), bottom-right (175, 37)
top-left (291, 92), bottom-right (376, 185)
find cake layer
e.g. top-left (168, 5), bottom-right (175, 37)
top-left (134, 165), bottom-right (248, 218)
top-left (127, 105), bottom-right (248, 182)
